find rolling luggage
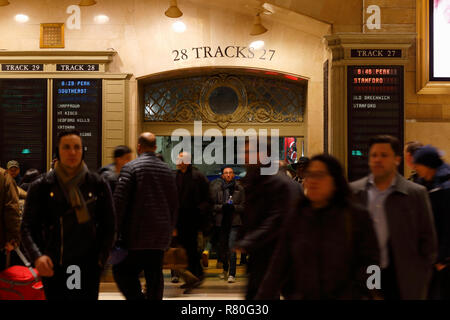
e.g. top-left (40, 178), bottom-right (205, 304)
top-left (0, 248), bottom-right (45, 300)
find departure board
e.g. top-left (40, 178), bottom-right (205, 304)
top-left (347, 66), bottom-right (404, 182)
top-left (53, 79), bottom-right (102, 171)
top-left (0, 79), bottom-right (47, 174)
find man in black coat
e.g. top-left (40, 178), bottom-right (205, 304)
top-left (175, 151), bottom-right (210, 293)
top-left (209, 166), bottom-right (245, 282)
top-left (113, 132), bottom-right (178, 300)
top-left (98, 145), bottom-right (132, 193)
top-left (234, 139), bottom-right (302, 300)
top-left (21, 130), bottom-right (115, 300)
top-left (413, 145), bottom-right (450, 299)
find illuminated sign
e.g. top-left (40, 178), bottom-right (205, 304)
top-left (347, 66), bottom-right (404, 182)
top-left (53, 79), bottom-right (102, 170)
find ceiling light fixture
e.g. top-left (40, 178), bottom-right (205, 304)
top-left (165, 0), bottom-right (183, 18)
top-left (15, 14), bottom-right (29, 23)
top-left (249, 40), bottom-right (265, 50)
top-left (0, 0), bottom-right (10, 7)
top-left (94, 14), bottom-right (109, 24)
top-left (250, 13), bottom-right (267, 36)
top-left (79, 0), bottom-right (97, 6)
top-left (172, 20), bottom-right (186, 33)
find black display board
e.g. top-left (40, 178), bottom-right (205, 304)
top-left (0, 79), bottom-right (47, 174)
top-left (347, 66), bottom-right (404, 182)
top-left (53, 79), bottom-right (102, 171)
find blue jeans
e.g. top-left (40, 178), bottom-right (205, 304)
top-left (222, 227), bottom-right (238, 277)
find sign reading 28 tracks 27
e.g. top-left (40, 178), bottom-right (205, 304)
top-left (172, 45), bottom-right (275, 62)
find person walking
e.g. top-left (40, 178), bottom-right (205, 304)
top-left (256, 154), bottom-right (380, 299)
top-left (21, 130), bottom-right (115, 300)
top-left (350, 135), bottom-right (438, 300)
top-left (175, 152), bottom-right (211, 293)
top-left (0, 167), bottom-right (21, 271)
top-left (210, 166), bottom-right (245, 283)
top-left (234, 138), bottom-right (301, 300)
top-left (98, 145), bottom-right (132, 193)
top-left (113, 133), bottom-right (178, 300)
top-left (413, 145), bottom-right (450, 299)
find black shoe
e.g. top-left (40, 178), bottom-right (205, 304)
top-left (183, 279), bottom-right (203, 294)
top-left (179, 283), bottom-right (189, 289)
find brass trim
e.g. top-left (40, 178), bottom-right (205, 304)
top-left (416, 0), bottom-right (450, 94)
top-left (40, 23), bottom-right (65, 49)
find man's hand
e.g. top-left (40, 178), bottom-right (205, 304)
top-left (4, 241), bottom-right (15, 252)
top-left (35, 255), bottom-right (54, 277)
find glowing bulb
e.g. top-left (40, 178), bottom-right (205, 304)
top-left (172, 21), bottom-right (186, 33)
top-left (249, 40), bottom-right (264, 50)
top-left (15, 14), bottom-right (29, 23)
top-left (94, 15), bottom-right (109, 24)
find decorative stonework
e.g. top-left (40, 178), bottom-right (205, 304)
top-left (144, 72), bottom-right (306, 128)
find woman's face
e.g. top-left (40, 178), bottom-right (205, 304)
top-left (304, 160), bottom-right (336, 206)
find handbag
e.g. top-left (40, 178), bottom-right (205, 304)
top-left (163, 247), bottom-right (188, 270)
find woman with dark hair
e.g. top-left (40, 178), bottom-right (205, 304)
top-left (19, 168), bottom-right (41, 192)
top-left (255, 154), bottom-right (380, 300)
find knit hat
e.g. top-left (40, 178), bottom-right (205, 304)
top-left (413, 145), bottom-right (443, 169)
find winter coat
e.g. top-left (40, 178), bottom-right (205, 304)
top-left (114, 152), bottom-right (178, 250)
top-left (0, 168), bottom-right (21, 248)
top-left (235, 171), bottom-right (302, 255)
top-left (21, 170), bottom-right (115, 267)
top-left (176, 166), bottom-right (211, 234)
top-left (416, 163), bottom-right (450, 264)
top-left (98, 163), bottom-right (118, 193)
top-left (256, 201), bottom-right (380, 300)
top-left (351, 174), bottom-right (438, 299)
top-left (209, 178), bottom-right (245, 227)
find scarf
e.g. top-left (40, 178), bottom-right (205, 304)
top-left (222, 178), bottom-right (236, 204)
top-left (54, 161), bottom-right (91, 224)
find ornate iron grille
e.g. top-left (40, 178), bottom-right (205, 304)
top-left (144, 73), bottom-right (306, 125)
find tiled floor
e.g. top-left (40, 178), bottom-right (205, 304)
top-left (99, 260), bottom-right (248, 300)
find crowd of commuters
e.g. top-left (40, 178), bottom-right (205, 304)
top-left (0, 130), bottom-right (449, 301)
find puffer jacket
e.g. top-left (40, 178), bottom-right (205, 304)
top-left (0, 168), bottom-right (21, 248)
top-left (114, 152), bottom-right (178, 250)
top-left (21, 170), bottom-right (115, 267)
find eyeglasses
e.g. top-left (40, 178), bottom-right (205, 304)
top-left (304, 171), bottom-right (330, 180)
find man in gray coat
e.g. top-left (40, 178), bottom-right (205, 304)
top-left (350, 135), bottom-right (438, 300)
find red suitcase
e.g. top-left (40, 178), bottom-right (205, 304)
top-left (0, 248), bottom-right (46, 300)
